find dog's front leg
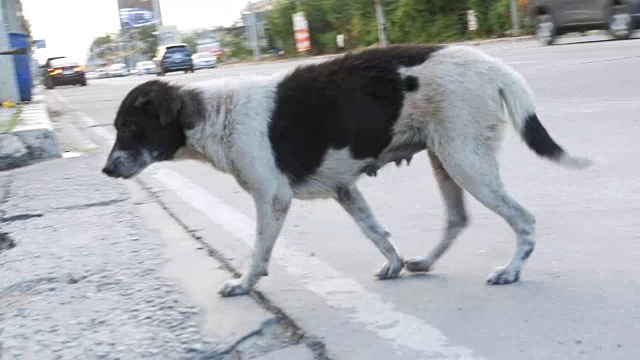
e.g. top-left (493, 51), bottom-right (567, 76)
top-left (219, 189), bottom-right (292, 297)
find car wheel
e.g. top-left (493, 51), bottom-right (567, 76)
top-left (80, 79), bottom-right (87, 86)
top-left (45, 78), bottom-right (55, 90)
top-left (607, 3), bottom-right (633, 40)
top-left (535, 13), bottom-right (557, 45)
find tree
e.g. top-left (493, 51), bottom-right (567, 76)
top-left (91, 34), bottom-right (114, 50)
top-left (135, 26), bottom-right (158, 57)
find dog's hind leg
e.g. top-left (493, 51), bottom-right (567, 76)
top-left (219, 186), bottom-right (292, 297)
top-left (405, 151), bottom-right (468, 273)
top-left (335, 186), bottom-right (404, 279)
top-left (432, 140), bottom-right (536, 284)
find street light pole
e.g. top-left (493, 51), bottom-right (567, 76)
top-left (510, 0), bottom-right (520, 36)
top-left (249, 2), bottom-right (261, 61)
top-left (374, 0), bottom-right (388, 46)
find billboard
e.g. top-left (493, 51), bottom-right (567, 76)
top-left (117, 0), bottom-right (160, 31)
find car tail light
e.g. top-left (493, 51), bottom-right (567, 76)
top-left (74, 66), bottom-right (84, 72)
top-left (49, 68), bottom-right (62, 75)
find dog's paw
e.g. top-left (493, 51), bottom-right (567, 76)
top-left (376, 259), bottom-right (404, 280)
top-left (404, 257), bottom-right (433, 273)
top-left (218, 278), bottom-right (252, 297)
top-left (486, 266), bottom-right (520, 285)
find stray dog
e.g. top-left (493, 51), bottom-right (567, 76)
top-left (102, 45), bottom-right (592, 297)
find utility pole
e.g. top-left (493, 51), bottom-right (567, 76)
top-left (374, 0), bottom-right (388, 46)
top-left (248, 2), bottom-right (261, 61)
top-left (510, 0), bottom-right (520, 36)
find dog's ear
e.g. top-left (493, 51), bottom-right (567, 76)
top-left (135, 84), bottom-right (183, 127)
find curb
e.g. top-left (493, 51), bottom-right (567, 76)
top-left (0, 86), bottom-right (62, 171)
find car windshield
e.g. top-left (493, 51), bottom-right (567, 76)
top-left (50, 58), bottom-right (78, 67)
top-left (166, 47), bottom-right (189, 55)
top-left (196, 53), bottom-right (215, 59)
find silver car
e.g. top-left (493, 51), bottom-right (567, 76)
top-left (527, 0), bottom-right (640, 44)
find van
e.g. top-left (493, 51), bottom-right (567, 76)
top-left (153, 44), bottom-right (195, 76)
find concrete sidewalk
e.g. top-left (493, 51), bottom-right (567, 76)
top-left (0, 154), bottom-right (314, 359)
top-left (0, 87), bottom-right (61, 171)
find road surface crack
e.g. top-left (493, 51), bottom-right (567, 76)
top-left (0, 233), bottom-right (16, 254)
top-left (54, 198), bottom-right (127, 211)
top-left (1, 213), bottom-right (43, 223)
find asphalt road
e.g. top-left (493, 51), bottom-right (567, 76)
top-left (47, 36), bottom-right (640, 360)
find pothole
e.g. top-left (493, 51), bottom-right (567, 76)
top-left (0, 232), bottom-right (16, 254)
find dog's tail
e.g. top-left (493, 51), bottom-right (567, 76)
top-left (498, 68), bottom-right (592, 170)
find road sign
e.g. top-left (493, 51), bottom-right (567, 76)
top-left (292, 12), bottom-right (311, 52)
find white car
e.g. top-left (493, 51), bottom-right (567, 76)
top-left (192, 52), bottom-right (217, 70)
top-left (108, 63), bottom-right (130, 77)
top-left (134, 60), bottom-right (157, 75)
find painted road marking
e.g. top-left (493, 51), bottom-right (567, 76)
top-left (153, 167), bottom-right (482, 360)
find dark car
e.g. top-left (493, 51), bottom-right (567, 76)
top-left (528, 0), bottom-right (640, 45)
top-left (153, 44), bottom-right (195, 76)
top-left (42, 57), bottom-right (87, 89)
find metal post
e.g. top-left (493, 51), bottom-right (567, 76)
top-left (374, 0), bottom-right (388, 46)
top-left (249, 4), bottom-right (261, 61)
top-left (510, 0), bottom-right (520, 36)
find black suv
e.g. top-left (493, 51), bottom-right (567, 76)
top-left (41, 57), bottom-right (87, 89)
top-left (153, 44), bottom-right (195, 76)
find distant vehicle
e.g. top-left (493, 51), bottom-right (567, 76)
top-left (192, 52), bottom-right (217, 69)
top-left (108, 63), bottom-right (130, 77)
top-left (134, 60), bottom-right (157, 75)
top-left (527, 0), bottom-right (640, 45)
top-left (93, 67), bottom-right (110, 79)
top-left (41, 57), bottom-right (86, 89)
top-left (153, 44), bottom-right (194, 76)
top-left (119, 8), bottom-right (157, 29)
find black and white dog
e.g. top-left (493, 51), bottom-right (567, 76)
top-left (102, 44), bottom-right (591, 297)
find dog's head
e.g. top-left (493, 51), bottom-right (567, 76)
top-left (102, 80), bottom-right (202, 179)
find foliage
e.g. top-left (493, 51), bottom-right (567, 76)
top-left (135, 26), bottom-right (158, 57)
top-left (91, 34), bottom-right (114, 50)
top-left (266, 0), bottom-right (532, 56)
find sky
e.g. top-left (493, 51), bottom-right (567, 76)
top-left (21, 0), bottom-right (248, 64)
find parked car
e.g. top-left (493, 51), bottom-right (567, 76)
top-left (93, 67), bottom-right (110, 79)
top-left (134, 60), bottom-right (157, 75)
top-left (527, 0), bottom-right (640, 45)
top-left (108, 63), bottom-right (130, 77)
top-left (192, 52), bottom-right (217, 70)
top-left (153, 44), bottom-right (194, 76)
top-left (41, 57), bottom-right (86, 89)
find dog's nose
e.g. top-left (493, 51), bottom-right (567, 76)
top-left (102, 163), bottom-right (116, 176)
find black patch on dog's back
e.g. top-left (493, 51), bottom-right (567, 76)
top-left (269, 45), bottom-right (442, 183)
